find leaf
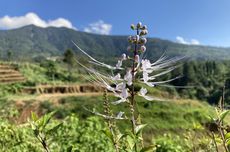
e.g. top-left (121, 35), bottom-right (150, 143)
top-left (30, 121), bottom-right (37, 130)
top-left (225, 132), bottom-right (230, 140)
top-left (124, 130), bottom-right (135, 139)
top-left (31, 112), bottom-right (38, 122)
top-left (220, 110), bottom-right (230, 121)
top-left (226, 139), bottom-right (230, 146)
top-left (117, 133), bottom-right (126, 142)
top-left (140, 145), bottom-right (156, 152)
top-left (47, 122), bottom-right (63, 134)
top-left (126, 135), bottom-right (135, 150)
top-left (215, 137), bottom-right (222, 144)
top-left (135, 124), bottom-right (147, 135)
top-left (67, 145), bottom-right (73, 152)
top-left (42, 111), bottom-right (56, 130)
top-left (101, 129), bottom-right (114, 142)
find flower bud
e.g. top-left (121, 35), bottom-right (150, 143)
top-left (135, 55), bottom-right (140, 62)
top-left (137, 22), bottom-right (142, 28)
top-left (136, 35), bottom-right (140, 41)
top-left (142, 25), bottom-right (147, 30)
top-left (132, 36), bottom-right (137, 43)
top-left (130, 24), bottom-right (135, 30)
top-left (140, 45), bottom-right (146, 52)
top-left (144, 30), bottom-right (148, 35)
top-left (127, 46), bottom-right (132, 51)
top-left (121, 53), bottom-right (127, 60)
top-left (127, 36), bottom-right (132, 43)
top-left (140, 30), bottom-right (148, 36)
top-left (140, 37), bottom-right (147, 44)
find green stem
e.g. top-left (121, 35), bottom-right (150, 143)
top-left (211, 131), bottom-right (219, 152)
top-left (130, 28), bottom-right (140, 152)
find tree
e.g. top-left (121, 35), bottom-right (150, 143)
top-left (63, 49), bottom-right (75, 81)
top-left (7, 50), bottom-right (12, 62)
top-left (46, 61), bottom-right (57, 81)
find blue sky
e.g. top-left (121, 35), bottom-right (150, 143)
top-left (0, 0), bottom-right (230, 47)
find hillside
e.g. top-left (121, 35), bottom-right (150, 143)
top-left (0, 25), bottom-right (230, 61)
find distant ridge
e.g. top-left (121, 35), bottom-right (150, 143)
top-left (0, 25), bottom-right (230, 61)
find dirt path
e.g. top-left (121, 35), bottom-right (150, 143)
top-left (35, 92), bottom-right (103, 101)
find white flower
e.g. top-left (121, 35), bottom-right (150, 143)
top-left (135, 55), bottom-right (140, 63)
top-left (116, 112), bottom-right (125, 119)
top-left (116, 60), bottom-right (123, 69)
top-left (138, 87), bottom-right (154, 101)
top-left (124, 69), bottom-right (132, 86)
top-left (140, 56), bottom-right (183, 87)
top-left (112, 82), bottom-right (129, 105)
top-left (121, 53), bottom-right (127, 60)
top-left (141, 59), bottom-right (152, 73)
top-left (111, 73), bottom-right (121, 81)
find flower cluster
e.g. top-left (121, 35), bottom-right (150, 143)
top-left (73, 22), bottom-right (183, 118)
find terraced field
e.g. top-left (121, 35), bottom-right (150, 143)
top-left (0, 64), bottom-right (25, 83)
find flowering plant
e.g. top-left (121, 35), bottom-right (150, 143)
top-left (73, 22), bottom-right (183, 152)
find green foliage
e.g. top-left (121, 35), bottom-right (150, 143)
top-left (2, 25), bottom-right (230, 62)
top-left (166, 60), bottom-right (230, 104)
top-left (0, 113), bottom-right (114, 151)
top-left (154, 134), bottom-right (184, 152)
top-left (63, 48), bottom-right (75, 65)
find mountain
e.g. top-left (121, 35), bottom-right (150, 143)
top-left (0, 25), bottom-right (230, 61)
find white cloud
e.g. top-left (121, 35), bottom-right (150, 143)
top-left (176, 36), bottom-right (200, 45)
top-left (0, 12), bottom-right (76, 30)
top-left (84, 20), bottom-right (112, 35)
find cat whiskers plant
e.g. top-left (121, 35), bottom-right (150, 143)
top-left (74, 22), bottom-right (183, 152)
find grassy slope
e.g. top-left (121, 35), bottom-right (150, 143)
top-left (32, 95), bottom-right (214, 135)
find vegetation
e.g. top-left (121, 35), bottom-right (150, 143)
top-left (1, 22), bottom-right (230, 152)
top-left (63, 48), bottom-right (75, 81)
top-left (1, 25), bottom-right (230, 61)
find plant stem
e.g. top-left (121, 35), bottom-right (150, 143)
top-left (219, 126), bottom-right (228, 152)
top-left (218, 84), bottom-right (228, 152)
top-left (103, 90), bottom-right (119, 152)
top-left (130, 29), bottom-right (140, 152)
top-left (211, 131), bottom-right (219, 152)
top-left (37, 134), bottom-right (50, 152)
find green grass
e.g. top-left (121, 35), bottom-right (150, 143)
top-left (34, 95), bottom-right (214, 132)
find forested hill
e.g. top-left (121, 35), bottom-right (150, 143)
top-left (0, 25), bottom-right (230, 61)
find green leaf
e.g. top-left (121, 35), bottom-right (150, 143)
top-left (225, 132), bottom-right (230, 140)
top-left (101, 129), bottom-right (114, 142)
top-left (126, 135), bottom-right (135, 150)
top-left (220, 110), bottom-right (230, 121)
top-left (124, 130), bottom-right (135, 139)
top-left (67, 145), bottom-right (73, 152)
top-left (31, 112), bottom-right (38, 122)
top-left (30, 121), bottom-right (37, 130)
top-left (42, 111), bottom-right (56, 130)
top-left (215, 137), bottom-right (222, 143)
top-left (140, 145), bottom-right (156, 152)
top-left (226, 139), bottom-right (230, 146)
top-left (47, 122), bottom-right (63, 134)
top-left (135, 124), bottom-right (147, 135)
top-left (117, 133), bottom-right (126, 142)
